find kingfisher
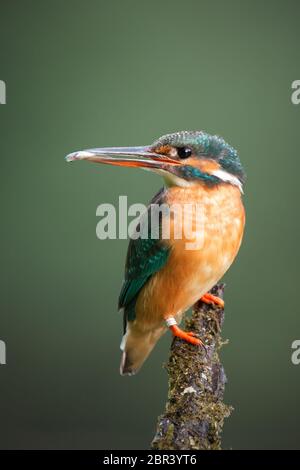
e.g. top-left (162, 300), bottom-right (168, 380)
top-left (66, 131), bottom-right (245, 375)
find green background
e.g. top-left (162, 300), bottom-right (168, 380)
top-left (0, 0), bottom-right (299, 450)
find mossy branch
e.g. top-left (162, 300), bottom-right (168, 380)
top-left (151, 283), bottom-right (232, 450)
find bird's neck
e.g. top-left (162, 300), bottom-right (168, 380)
top-left (162, 171), bottom-right (217, 189)
top-left (164, 181), bottom-right (243, 209)
top-left (162, 168), bottom-right (243, 193)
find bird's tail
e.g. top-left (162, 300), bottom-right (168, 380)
top-left (120, 325), bottom-right (165, 376)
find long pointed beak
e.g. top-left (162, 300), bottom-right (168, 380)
top-left (65, 146), bottom-right (180, 170)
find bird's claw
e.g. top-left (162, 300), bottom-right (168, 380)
top-left (169, 324), bottom-right (206, 349)
top-left (200, 293), bottom-right (224, 309)
top-left (186, 331), bottom-right (201, 338)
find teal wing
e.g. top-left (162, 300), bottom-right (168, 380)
top-left (118, 188), bottom-right (170, 331)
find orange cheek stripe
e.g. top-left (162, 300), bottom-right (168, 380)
top-left (191, 158), bottom-right (221, 174)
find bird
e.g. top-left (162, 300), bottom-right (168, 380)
top-left (66, 130), bottom-right (245, 375)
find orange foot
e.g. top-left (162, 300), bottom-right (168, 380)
top-left (200, 293), bottom-right (224, 309)
top-left (169, 324), bottom-right (205, 348)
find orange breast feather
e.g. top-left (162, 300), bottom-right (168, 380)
top-left (135, 183), bottom-right (245, 329)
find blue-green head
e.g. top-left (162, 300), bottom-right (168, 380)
top-left (66, 130), bottom-right (245, 192)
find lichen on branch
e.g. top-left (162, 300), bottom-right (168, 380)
top-left (151, 284), bottom-right (232, 450)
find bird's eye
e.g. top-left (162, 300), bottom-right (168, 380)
top-left (177, 147), bottom-right (192, 159)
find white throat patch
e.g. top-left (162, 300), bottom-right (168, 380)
top-left (211, 169), bottom-right (243, 193)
